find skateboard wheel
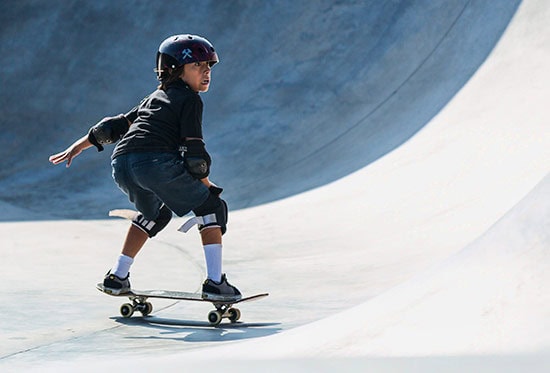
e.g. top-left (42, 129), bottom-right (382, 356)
top-left (136, 301), bottom-right (153, 316)
top-left (208, 310), bottom-right (222, 326)
top-left (228, 308), bottom-right (241, 323)
top-left (143, 302), bottom-right (153, 316)
top-left (120, 303), bottom-right (134, 318)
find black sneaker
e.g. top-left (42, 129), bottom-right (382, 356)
top-left (202, 274), bottom-right (242, 301)
top-left (103, 271), bottom-right (131, 295)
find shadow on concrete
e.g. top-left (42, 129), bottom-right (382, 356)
top-left (114, 316), bottom-right (282, 343)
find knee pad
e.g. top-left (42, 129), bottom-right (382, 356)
top-left (197, 198), bottom-right (228, 234)
top-left (178, 193), bottom-right (228, 235)
top-left (132, 204), bottom-right (173, 238)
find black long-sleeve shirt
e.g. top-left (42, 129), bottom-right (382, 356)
top-left (112, 80), bottom-right (204, 160)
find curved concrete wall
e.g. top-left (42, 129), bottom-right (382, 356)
top-left (0, 0), bottom-right (520, 218)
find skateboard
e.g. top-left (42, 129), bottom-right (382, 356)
top-left (96, 283), bottom-right (268, 326)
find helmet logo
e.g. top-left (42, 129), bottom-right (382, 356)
top-left (181, 48), bottom-right (193, 60)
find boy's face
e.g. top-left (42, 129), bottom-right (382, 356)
top-left (181, 61), bottom-right (212, 92)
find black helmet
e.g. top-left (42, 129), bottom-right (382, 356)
top-left (155, 34), bottom-right (219, 81)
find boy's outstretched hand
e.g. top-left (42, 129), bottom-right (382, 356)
top-left (49, 135), bottom-right (93, 168)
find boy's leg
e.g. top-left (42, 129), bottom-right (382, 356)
top-left (200, 227), bottom-right (241, 300)
top-left (200, 226), bottom-right (222, 245)
top-left (111, 204), bottom-right (172, 276)
top-left (104, 205), bottom-right (170, 294)
top-left (122, 224), bottom-right (150, 258)
top-left (110, 224), bottom-right (149, 278)
top-left (201, 227), bottom-right (223, 282)
top-left (104, 225), bottom-right (149, 294)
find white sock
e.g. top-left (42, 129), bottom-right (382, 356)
top-left (111, 254), bottom-right (134, 278)
top-left (203, 244), bottom-right (222, 283)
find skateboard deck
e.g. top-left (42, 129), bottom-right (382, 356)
top-left (109, 209), bottom-right (139, 220)
top-left (97, 283), bottom-right (268, 326)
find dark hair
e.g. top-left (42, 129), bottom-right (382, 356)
top-left (157, 65), bottom-right (185, 90)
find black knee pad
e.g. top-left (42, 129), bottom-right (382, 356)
top-left (201, 198), bottom-right (227, 234)
top-left (182, 192), bottom-right (228, 235)
top-left (132, 204), bottom-right (173, 238)
top-left (193, 193), bottom-right (228, 235)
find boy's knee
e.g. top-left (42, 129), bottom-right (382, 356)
top-left (193, 193), bottom-right (228, 235)
top-left (132, 204), bottom-right (173, 237)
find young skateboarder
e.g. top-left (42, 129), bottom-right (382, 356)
top-left (49, 34), bottom-right (241, 301)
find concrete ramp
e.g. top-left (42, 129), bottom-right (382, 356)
top-left (1, 0), bottom-right (550, 372)
top-left (0, 0), bottom-right (521, 216)
top-left (182, 173), bottom-right (550, 359)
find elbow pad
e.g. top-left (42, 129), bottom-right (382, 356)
top-left (183, 139), bottom-right (211, 179)
top-left (88, 114), bottom-right (129, 151)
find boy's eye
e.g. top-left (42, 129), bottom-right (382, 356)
top-left (194, 62), bottom-right (201, 66)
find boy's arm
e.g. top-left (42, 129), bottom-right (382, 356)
top-left (49, 112), bottom-right (131, 167)
top-left (49, 97), bottom-right (143, 167)
top-left (87, 114), bottom-right (131, 152)
top-left (48, 134), bottom-right (94, 168)
top-left (201, 178), bottom-right (223, 196)
top-left (49, 113), bottom-right (129, 167)
top-left (183, 137), bottom-right (222, 194)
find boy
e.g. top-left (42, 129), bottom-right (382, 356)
top-left (49, 34), bottom-right (241, 301)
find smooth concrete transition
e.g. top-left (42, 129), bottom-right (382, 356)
top-left (0, 0), bottom-right (523, 217)
top-left (1, 0), bottom-right (549, 372)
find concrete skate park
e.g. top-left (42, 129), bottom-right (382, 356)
top-left (1, 0), bottom-right (549, 371)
